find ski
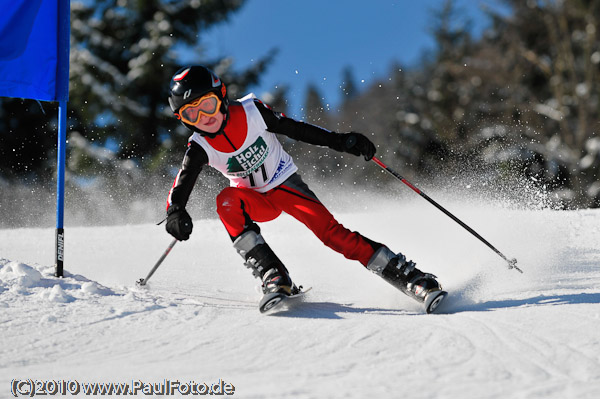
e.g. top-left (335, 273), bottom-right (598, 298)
top-left (259, 287), bottom-right (312, 314)
top-left (424, 289), bottom-right (447, 314)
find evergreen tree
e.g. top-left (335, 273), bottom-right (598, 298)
top-left (340, 66), bottom-right (358, 102)
top-left (303, 84), bottom-right (328, 125)
top-left (0, 100), bottom-right (57, 183)
top-left (456, 0), bottom-right (600, 206)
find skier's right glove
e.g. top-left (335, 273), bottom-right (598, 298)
top-left (166, 204), bottom-right (193, 241)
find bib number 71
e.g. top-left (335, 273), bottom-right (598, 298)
top-left (246, 164), bottom-right (269, 187)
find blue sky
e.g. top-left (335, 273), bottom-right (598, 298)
top-left (198, 0), bottom-right (504, 118)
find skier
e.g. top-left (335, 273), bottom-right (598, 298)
top-left (165, 65), bottom-right (446, 313)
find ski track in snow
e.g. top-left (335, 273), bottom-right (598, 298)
top-left (1, 200), bottom-right (600, 398)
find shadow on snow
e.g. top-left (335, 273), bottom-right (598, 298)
top-left (439, 292), bottom-right (600, 313)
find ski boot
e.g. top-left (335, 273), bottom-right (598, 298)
top-left (233, 231), bottom-right (298, 296)
top-left (367, 246), bottom-right (447, 313)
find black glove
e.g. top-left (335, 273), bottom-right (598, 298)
top-left (342, 132), bottom-right (376, 161)
top-left (166, 204), bottom-right (193, 241)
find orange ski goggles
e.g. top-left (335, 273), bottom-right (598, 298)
top-left (176, 93), bottom-right (222, 125)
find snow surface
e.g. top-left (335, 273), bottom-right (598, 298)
top-left (1, 196), bottom-right (600, 398)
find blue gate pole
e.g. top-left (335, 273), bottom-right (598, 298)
top-left (55, 100), bottom-right (67, 277)
top-left (55, 0), bottom-right (70, 278)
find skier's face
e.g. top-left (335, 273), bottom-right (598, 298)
top-left (178, 92), bottom-right (221, 124)
top-left (193, 110), bottom-right (225, 133)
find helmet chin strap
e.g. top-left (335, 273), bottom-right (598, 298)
top-left (200, 130), bottom-right (222, 138)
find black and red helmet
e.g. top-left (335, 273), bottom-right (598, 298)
top-left (168, 65), bottom-right (229, 134)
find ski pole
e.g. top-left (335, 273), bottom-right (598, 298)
top-left (371, 156), bottom-right (522, 273)
top-left (136, 238), bottom-right (178, 286)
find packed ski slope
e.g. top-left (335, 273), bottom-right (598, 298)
top-left (1, 194), bottom-right (599, 398)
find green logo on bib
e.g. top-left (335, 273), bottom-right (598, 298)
top-left (226, 136), bottom-right (269, 177)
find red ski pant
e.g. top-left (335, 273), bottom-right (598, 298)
top-left (216, 179), bottom-right (380, 266)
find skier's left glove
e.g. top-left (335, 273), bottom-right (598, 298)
top-left (166, 204), bottom-right (193, 241)
top-left (342, 132), bottom-right (376, 161)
